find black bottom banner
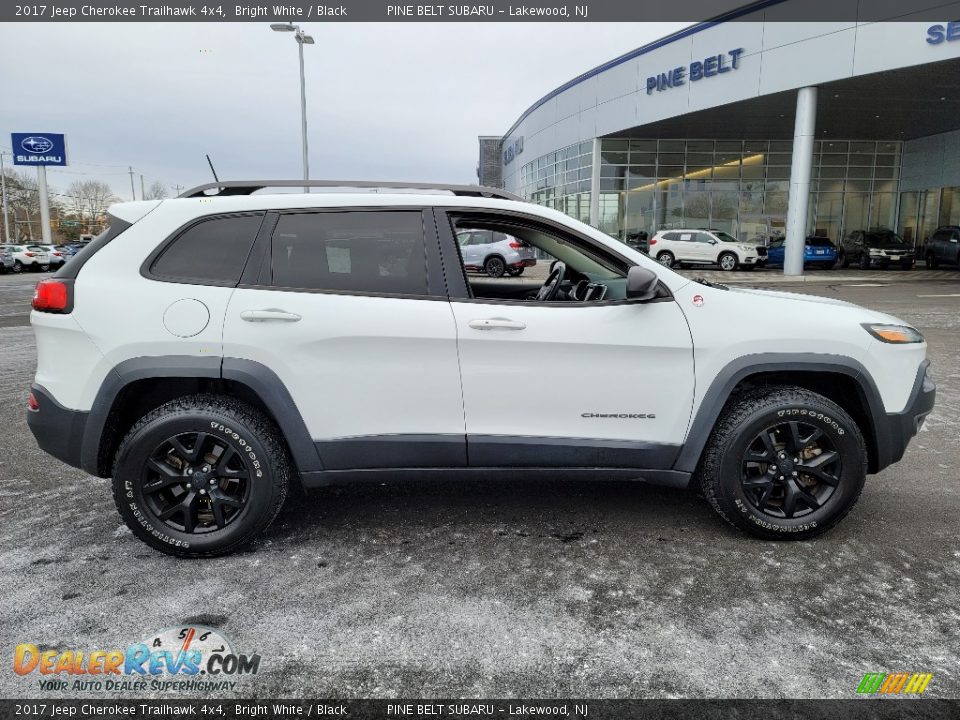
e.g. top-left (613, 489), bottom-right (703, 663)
top-left (2, 699), bottom-right (959, 720)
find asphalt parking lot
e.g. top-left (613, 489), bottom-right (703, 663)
top-left (0, 268), bottom-right (958, 699)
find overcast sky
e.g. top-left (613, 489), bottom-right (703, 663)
top-left (0, 22), bottom-right (687, 199)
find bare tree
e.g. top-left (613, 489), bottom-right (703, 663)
top-left (66, 180), bottom-right (118, 226)
top-left (143, 180), bottom-right (168, 200)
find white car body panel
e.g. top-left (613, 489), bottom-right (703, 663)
top-left (223, 290), bottom-right (465, 440)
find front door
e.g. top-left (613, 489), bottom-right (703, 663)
top-left (440, 210), bottom-right (695, 469)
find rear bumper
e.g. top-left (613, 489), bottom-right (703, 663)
top-left (26, 385), bottom-right (88, 472)
top-left (873, 360), bottom-right (936, 472)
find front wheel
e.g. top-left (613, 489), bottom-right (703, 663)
top-left (112, 395), bottom-right (291, 557)
top-left (13, 261), bottom-right (23, 273)
top-left (718, 252), bottom-right (739, 271)
top-left (926, 253), bottom-right (939, 270)
top-left (697, 387), bottom-right (866, 540)
top-left (506, 266), bottom-right (525, 277)
top-left (858, 253), bottom-right (871, 270)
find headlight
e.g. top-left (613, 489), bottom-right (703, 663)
top-left (869, 248), bottom-right (885, 256)
top-left (862, 323), bottom-right (924, 344)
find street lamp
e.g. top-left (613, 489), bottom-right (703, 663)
top-left (271, 23), bottom-right (314, 193)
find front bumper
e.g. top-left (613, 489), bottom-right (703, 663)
top-left (26, 385), bottom-right (88, 471)
top-left (873, 360), bottom-right (935, 472)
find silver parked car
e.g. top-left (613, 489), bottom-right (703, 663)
top-left (457, 229), bottom-right (538, 277)
top-left (0, 247), bottom-right (14, 273)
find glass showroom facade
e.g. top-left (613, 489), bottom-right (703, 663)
top-left (516, 137), bottom-right (960, 247)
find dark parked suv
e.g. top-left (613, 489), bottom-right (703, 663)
top-left (924, 226), bottom-right (960, 269)
top-left (839, 230), bottom-right (915, 270)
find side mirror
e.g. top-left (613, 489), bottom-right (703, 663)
top-left (626, 266), bottom-right (660, 301)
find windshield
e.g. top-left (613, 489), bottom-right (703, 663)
top-left (864, 231), bottom-right (905, 247)
top-left (715, 232), bottom-right (739, 243)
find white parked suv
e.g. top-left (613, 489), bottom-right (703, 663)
top-left (27, 181), bottom-right (935, 557)
top-left (1, 243), bottom-right (51, 272)
top-left (650, 229), bottom-right (767, 271)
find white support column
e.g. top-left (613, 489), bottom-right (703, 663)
top-left (784, 86), bottom-right (817, 276)
top-left (37, 166), bottom-right (52, 244)
top-left (589, 137), bottom-right (601, 227)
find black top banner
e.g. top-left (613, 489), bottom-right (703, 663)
top-left (2, 0), bottom-right (959, 23)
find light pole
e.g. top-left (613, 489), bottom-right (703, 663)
top-left (271, 22), bottom-right (314, 193)
top-left (0, 151), bottom-right (10, 243)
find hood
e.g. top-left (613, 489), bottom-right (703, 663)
top-left (729, 286), bottom-right (857, 308)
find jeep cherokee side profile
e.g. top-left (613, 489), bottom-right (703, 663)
top-left (27, 181), bottom-right (935, 557)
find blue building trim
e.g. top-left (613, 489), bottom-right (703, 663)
top-left (501, 0), bottom-right (787, 143)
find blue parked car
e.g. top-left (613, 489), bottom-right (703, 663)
top-left (766, 236), bottom-right (837, 269)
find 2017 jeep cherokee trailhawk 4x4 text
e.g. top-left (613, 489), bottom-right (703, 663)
top-left (27, 181), bottom-right (936, 556)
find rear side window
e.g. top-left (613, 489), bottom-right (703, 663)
top-left (270, 211), bottom-right (427, 295)
top-left (807, 237), bottom-right (833, 247)
top-left (151, 213), bottom-right (264, 285)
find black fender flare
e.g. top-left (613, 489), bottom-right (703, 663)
top-left (673, 353), bottom-right (887, 474)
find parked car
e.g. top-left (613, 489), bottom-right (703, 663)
top-left (26, 181), bottom-right (934, 556)
top-left (28, 244), bottom-right (66, 268)
top-left (457, 228), bottom-right (537, 277)
top-left (0, 247), bottom-right (14, 273)
top-left (766, 236), bottom-right (837, 269)
top-left (625, 230), bottom-right (649, 253)
top-left (924, 225), bottom-right (960, 269)
top-left (55, 244), bottom-right (81, 258)
top-left (839, 230), bottom-right (915, 270)
top-left (0, 244), bottom-right (50, 272)
top-left (649, 229), bottom-right (767, 271)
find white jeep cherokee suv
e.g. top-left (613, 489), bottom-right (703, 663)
top-left (650, 229), bottom-right (767, 271)
top-left (27, 181), bottom-right (935, 557)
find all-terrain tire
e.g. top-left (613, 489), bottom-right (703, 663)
top-left (112, 394), bottom-right (291, 558)
top-left (695, 386), bottom-right (867, 540)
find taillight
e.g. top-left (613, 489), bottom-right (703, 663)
top-left (24, 252), bottom-right (35, 257)
top-left (32, 279), bottom-right (72, 313)
top-left (649, 238), bottom-right (657, 246)
top-left (509, 242), bottom-right (522, 249)
top-left (27, 392), bottom-right (39, 412)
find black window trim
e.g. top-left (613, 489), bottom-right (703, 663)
top-left (235, 205), bottom-right (446, 301)
top-left (433, 206), bottom-right (674, 307)
top-left (140, 211), bottom-right (268, 287)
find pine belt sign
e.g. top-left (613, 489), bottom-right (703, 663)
top-left (11, 133), bottom-right (68, 166)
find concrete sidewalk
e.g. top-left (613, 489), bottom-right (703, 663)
top-left (677, 268), bottom-right (960, 284)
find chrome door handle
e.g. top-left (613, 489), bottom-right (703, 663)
top-left (468, 318), bottom-right (526, 331)
top-left (240, 309), bottom-right (302, 322)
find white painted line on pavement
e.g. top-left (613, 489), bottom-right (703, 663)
top-left (916, 293), bottom-right (960, 298)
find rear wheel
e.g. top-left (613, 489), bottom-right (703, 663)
top-left (13, 261), bottom-right (23, 273)
top-left (506, 267), bottom-right (525, 277)
top-left (718, 252), bottom-right (739, 271)
top-left (484, 256), bottom-right (506, 278)
top-left (112, 395), bottom-right (291, 557)
top-left (656, 251), bottom-right (675, 268)
top-left (697, 387), bottom-right (866, 540)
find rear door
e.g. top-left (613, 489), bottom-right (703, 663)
top-left (223, 207), bottom-right (466, 469)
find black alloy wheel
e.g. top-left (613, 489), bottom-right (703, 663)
top-left (740, 420), bottom-right (841, 519)
top-left (484, 256), bottom-right (506, 277)
top-left (141, 431), bottom-right (251, 534)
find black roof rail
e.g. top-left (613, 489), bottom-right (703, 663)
top-left (177, 180), bottom-right (524, 202)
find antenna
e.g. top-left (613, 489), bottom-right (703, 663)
top-left (205, 154), bottom-right (220, 183)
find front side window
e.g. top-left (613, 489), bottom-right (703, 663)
top-left (271, 211), bottom-right (427, 295)
top-left (151, 213), bottom-right (264, 284)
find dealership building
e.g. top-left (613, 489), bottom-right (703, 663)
top-left (484, 1), bottom-right (960, 267)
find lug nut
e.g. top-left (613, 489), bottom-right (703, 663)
top-left (792, 471), bottom-right (798, 477)
top-left (202, 465), bottom-right (210, 472)
top-left (200, 489), bottom-right (206, 495)
top-left (779, 475), bottom-right (785, 480)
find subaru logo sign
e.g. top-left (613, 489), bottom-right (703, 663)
top-left (21, 136), bottom-right (54, 154)
top-left (11, 132), bottom-right (67, 166)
